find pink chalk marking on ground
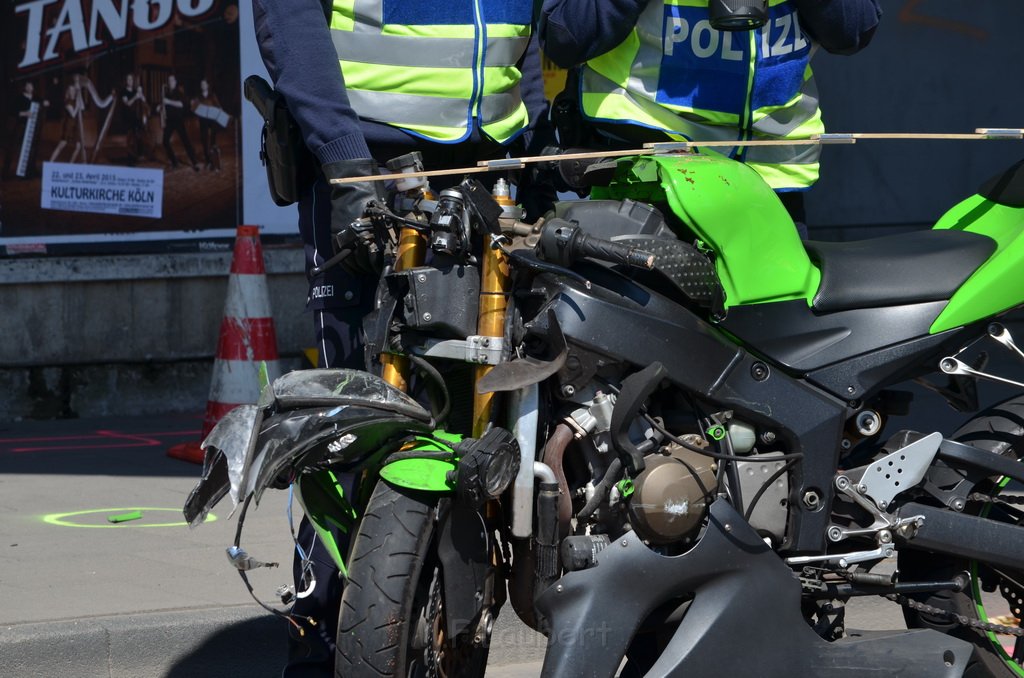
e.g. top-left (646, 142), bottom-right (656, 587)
top-left (0, 429), bottom-right (200, 454)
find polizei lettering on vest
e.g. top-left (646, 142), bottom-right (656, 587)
top-left (664, 17), bottom-right (743, 60)
top-left (664, 11), bottom-right (807, 60)
top-left (16, 0), bottom-right (216, 68)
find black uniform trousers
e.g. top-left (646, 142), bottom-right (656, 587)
top-left (284, 177), bottom-right (375, 677)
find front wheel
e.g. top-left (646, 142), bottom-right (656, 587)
top-left (899, 395), bottom-right (1024, 678)
top-left (335, 481), bottom-right (489, 678)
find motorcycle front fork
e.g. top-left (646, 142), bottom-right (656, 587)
top-left (380, 226), bottom-right (511, 440)
top-left (380, 226), bottom-right (425, 393)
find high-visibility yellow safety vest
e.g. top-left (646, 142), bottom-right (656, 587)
top-left (581, 0), bottom-right (824, 190)
top-left (330, 0), bottom-right (533, 144)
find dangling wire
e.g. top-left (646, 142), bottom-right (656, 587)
top-left (287, 484), bottom-right (318, 599)
top-left (230, 494), bottom-right (308, 634)
top-left (287, 484), bottom-right (311, 562)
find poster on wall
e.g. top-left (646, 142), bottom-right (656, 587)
top-left (0, 0), bottom-right (245, 254)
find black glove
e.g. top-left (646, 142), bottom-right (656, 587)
top-left (322, 158), bottom-right (386, 276)
top-left (515, 151), bottom-right (560, 224)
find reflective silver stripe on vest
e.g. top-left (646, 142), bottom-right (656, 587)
top-left (620, 1), bottom-right (667, 103)
top-left (332, 32), bottom-right (528, 68)
top-left (749, 76), bottom-right (820, 139)
top-left (347, 86), bottom-right (522, 128)
top-left (581, 67), bottom-right (739, 141)
top-left (745, 76), bottom-right (821, 164)
top-left (487, 36), bottom-right (530, 67)
top-left (744, 137), bottom-right (820, 164)
top-left (350, 0), bottom-right (381, 31)
top-left (334, 32), bottom-right (474, 67)
top-left (582, 67), bottom-right (819, 166)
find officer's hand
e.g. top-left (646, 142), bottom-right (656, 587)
top-left (322, 158), bottom-right (387, 276)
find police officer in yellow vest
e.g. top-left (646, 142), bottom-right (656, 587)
top-left (251, 1), bottom-right (548, 674)
top-left (539, 0), bottom-right (881, 225)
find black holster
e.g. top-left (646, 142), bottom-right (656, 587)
top-left (244, 75), bottom-right (315, 206)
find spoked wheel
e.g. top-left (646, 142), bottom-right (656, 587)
top-left (899, 396), bottom-right (1024, 677)
top-left (335, 481), bottom-right (489, 678)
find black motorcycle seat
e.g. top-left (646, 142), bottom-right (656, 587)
top-left (805, 229), bottom-right (996, 313)
top-left (979, 157), bottom-right (1024, 208)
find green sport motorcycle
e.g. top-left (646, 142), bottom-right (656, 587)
top-left (185, 149), bottom-right (1024, 677)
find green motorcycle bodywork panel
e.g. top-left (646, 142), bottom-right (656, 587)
top-left (930, 194), bottom-right (1024, 333)
top-left (297, 470), bottom-right (358, 576)
top-left (378, 432), bottom-right (462, 492)
top-left (595, 154), bottom-right (820, 308)
top-left (298, 431), bottom-right (463, 573)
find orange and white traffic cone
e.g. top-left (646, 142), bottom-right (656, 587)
top-left (168, 225), bottom-right (282, 463)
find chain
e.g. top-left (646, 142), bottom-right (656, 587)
top-left (887, 592), bottom-right (1024, 637)
top-left (884, 492), bottom-right (1024, 640)
top-left (968, 492), bottom-right (1024, 506)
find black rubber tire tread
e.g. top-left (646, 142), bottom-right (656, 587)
top-left (900, 394), bottom-right (1024, 678)
top-left (335, 481), bottom-right (436, 677)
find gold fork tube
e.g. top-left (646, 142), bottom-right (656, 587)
top-left (472, 243), bottom-right (510, 436)
top-left (381, 226), bottom-right (426, 392)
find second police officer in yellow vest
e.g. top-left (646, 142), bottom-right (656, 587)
top-left (539, 0), bottom-right (882, 224)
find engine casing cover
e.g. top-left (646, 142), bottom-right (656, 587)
top-left (627, 444), bottom-right (717, 544)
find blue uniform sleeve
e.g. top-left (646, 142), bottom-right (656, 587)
top-left (792, 0), bottom-right (883, 55)
top-left (538, 0), bottom-right (648, 68)
top-left (251, 0), bottom-right (372, 164)
top-left (518, 30), bottom-right (555, 153)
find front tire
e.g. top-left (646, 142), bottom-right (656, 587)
top-left (900, 395), bottom-right (1024, 678)
top-left (335, 481), bottom-right (489, 678)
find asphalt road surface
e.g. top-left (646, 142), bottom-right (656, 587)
top-left (2, 331), bottom-right (1021, 678)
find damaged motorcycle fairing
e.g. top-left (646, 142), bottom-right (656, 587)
top-left (184, 369), bottom-right (433, 527)
top-left (536, 499), bottom-right (974, 678)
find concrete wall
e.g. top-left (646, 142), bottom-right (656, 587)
top-left (0, 248), bottom-right (308, 421)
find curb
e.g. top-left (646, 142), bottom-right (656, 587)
top-left (1, 606), bottom-right (547, 678)
top-left (1, 607), bottom-right (283, 678)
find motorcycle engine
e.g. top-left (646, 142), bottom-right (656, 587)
top-left (627, 442), bottom-right (718, 545)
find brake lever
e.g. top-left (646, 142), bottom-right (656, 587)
top-left (507, 249), bottom-right (592, 289)
top-left (310, 217), bottom-right (378, 277)
top-left (310, 228), bottom-right (361, 277)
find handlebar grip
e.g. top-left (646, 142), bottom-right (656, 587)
top-left (576, 235), bottom-right (655, 270)
top-left (537, 218), bottom-right (655, 270)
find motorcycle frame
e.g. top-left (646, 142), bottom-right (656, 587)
top-left (181, 150), bottom-right (1024, 676)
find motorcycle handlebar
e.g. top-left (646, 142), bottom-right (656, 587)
top-left (537, 218), bottom-right (655, 270)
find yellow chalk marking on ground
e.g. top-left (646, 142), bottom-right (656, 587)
top-left (42, 508), bottom-right (217, 528)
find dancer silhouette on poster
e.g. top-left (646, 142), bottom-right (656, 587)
top-left (49, 79), bottom-right (84, 163)
top-left (120, 73), bottom-right (150, 164)
top-left (193, 78), bottom-right (224, 172)
top-left (161, 74), bottom-right (199, 171)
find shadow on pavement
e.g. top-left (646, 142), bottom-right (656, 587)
top-left (0, 412), bottom-right (207, 477)
top-left (164, 615), bottom-right (286, 678)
